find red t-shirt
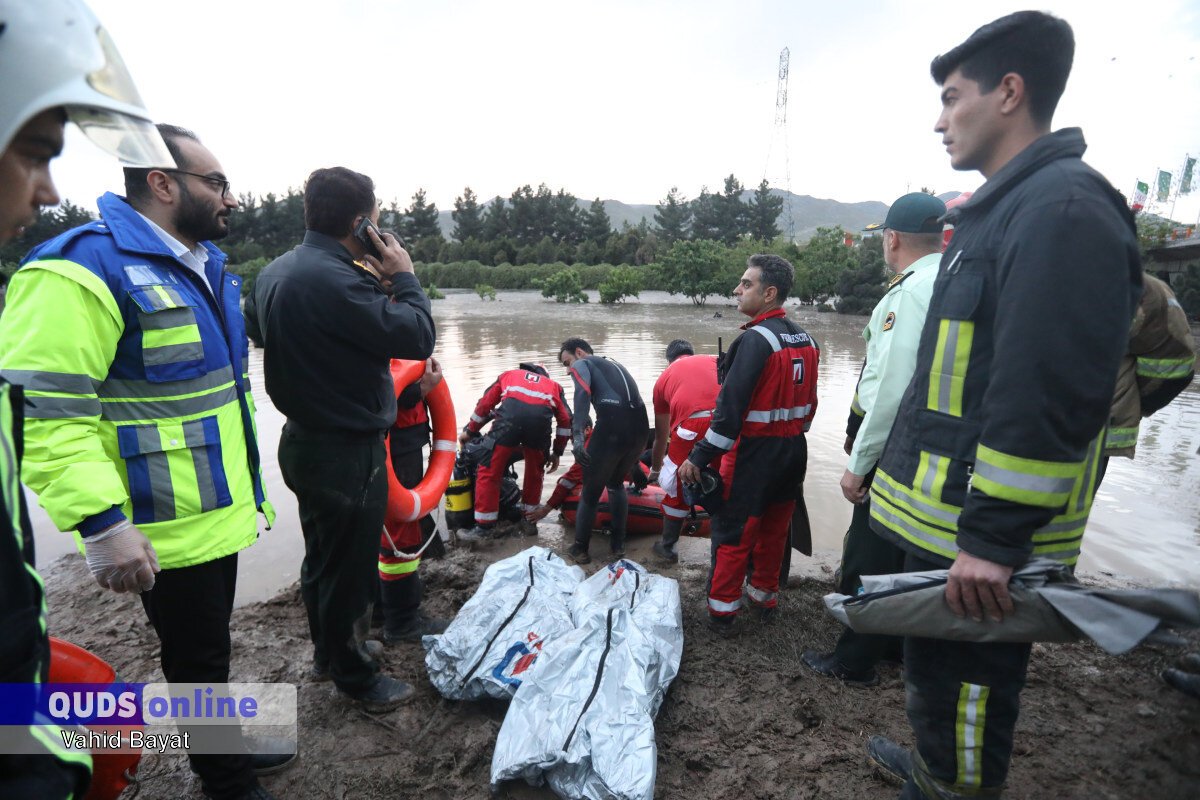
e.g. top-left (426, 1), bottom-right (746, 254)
top-left (652, 354), bottom-right (720, 431)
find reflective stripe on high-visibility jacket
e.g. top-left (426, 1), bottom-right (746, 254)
top-left (915, 451), bottom-right (952, 503)
top-left (870, 470), bottom-right (960, 560)
top-left (1104, 426), bottom-right (1138, 451)
top-left (0, 192), bottom-right (273, 569)
top-left (1, 380), bottom-right (93, 782)
top-left (955, 683), bottom-right (990, 789)
top-left (971, 443), bottom-right (1082, 509)
top-left (1136, 355), bottom-right (1195, 380)
top-left (926, 319), bottom-right (974, 417)
top-left (870, 434), bottom-right (1102, 567)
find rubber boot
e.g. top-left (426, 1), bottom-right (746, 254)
top-left (382, 573), bottom-right (448, 644)
top-left (652, 517), bottom-right (683, 563)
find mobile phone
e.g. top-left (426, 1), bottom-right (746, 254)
top-left (353, 217), bottom-right (383, 259)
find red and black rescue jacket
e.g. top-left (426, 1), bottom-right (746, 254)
top-left (466, 368), bottom-right (573, 454)
top-left (688, 308), bottom-right (819, 467)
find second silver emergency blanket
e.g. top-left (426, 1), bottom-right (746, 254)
top-left (490, 559), bottom-right (684, 800)
top-left (423, 547), bottom-right (584, 700)
top-left (824, 558), bottom-right (1200, 654)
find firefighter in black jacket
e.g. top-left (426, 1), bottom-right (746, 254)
top-left (679, 254), bottom-right (819, 636)
top-left (863, 13), bottom-right (1142, 798)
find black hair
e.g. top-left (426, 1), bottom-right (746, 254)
top-left (747, 253), bottom-right (794, 301)
top-left (559, 337), bottom-right (593, 357)
top-left (303, 167), bottom-right (376, 238)
top-left (930, 11), bottom-right (1074, 126)
top-left (518, 361), bottom-right (549, 377)
top-left (123, 123), bottom-right (200, 207)
top-left (665, 339), bottom-right (694, 363)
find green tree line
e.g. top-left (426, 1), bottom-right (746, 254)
top-left (5, 186), bottom-right (1198, 319)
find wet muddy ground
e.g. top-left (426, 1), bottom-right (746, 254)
top-left (43, 520), bottom-right (1200, 800)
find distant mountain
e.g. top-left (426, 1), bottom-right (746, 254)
top-left (434, 189), bottom-right (925, 242)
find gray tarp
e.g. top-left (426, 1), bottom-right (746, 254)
top-left (824, 558), bottom-right (1200, 655)
top-left (490, 559), bottom-right (684, 800)
top-left (424, 547), bottom-right (584, 700)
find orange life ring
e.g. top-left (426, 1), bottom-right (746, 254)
top-left (384, 359), bottom-right (457, 526)
top-left (48, 637), bottom-right (142, 800)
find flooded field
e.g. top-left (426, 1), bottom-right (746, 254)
top-left (30, 289), bottom-right (1200, 602)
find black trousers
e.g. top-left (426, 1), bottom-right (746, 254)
top-left (378, 443), bottom-right (436, 632)
top-left (139, 553), bottom-right (254, 800)
top-left (574, 417), bottom-right (647, 553)
top-left (279, 424), bottom-right (385, 694)
top-left (901, 550), bottom-right (1031, 798)
top-left (833, 499), bottom-right (905, 671)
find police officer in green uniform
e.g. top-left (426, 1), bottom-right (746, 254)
top-left (0, 2), bottom-right (173, 797)
top-left (863, 12), bottom-right (1141, 799)
top-left (802, 192), bottom-right (946, 687)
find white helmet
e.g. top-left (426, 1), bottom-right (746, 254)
top-left (0, 0), bottom-right (172, 165)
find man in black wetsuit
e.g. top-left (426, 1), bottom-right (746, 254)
top-left (559, 338), bottom-right (649, 564)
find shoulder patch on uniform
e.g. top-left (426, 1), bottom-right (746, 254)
top-left (886, 271), bottom-right (912, 290)
top-left (882, 312), bottom-right (896, 331)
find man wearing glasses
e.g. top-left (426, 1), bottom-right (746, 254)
top-left (0, 123), bottom-right (286, 800)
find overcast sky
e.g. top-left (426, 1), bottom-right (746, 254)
top-left (51, 0), bottom-right (1200, 224)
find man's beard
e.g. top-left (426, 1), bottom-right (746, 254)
top-left (174, 186), bottom-right (228, 242)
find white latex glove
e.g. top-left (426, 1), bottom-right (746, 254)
top-left (84, 520), bottom-right (160, 593)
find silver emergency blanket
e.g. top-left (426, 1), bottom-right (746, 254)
top-left (824, 558), bottom-right (1200, 655)
top-left (490, 559), bottom-right (683, 800)
top-left (424, 547), bottom-right (584, 700)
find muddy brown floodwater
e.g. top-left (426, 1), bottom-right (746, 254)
top-left (30, 289), bottom-right (1200, 800)
top-left (32, 289), bottom-right (1200, 602)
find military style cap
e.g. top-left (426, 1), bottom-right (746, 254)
top-left (864, 192), bottom-right (947, 233)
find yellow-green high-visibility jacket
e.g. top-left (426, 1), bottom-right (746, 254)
top-left (868, 129), bottom-right (1142, 569)
top-left (0, 378), bottom-right (92, 794)
top-left (0, 192), bottom-right (274, 568)
top-left (1105, 273), bottom-right (1196, 458)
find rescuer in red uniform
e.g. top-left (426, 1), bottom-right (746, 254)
top-left (678, 254), bottom-right (819, 635)
top-left (647, 339), bottom-right (721, 564)
top-left (458, 363), bottom-right (572, 541)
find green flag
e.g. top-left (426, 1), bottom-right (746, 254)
top-left (1156, 170), bottom-right (1172, 202)
top-left (1182, 157), bottom-right (1196, 195)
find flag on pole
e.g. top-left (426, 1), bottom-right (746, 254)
top-left (1181, 157), bottom-right (1196, 195)
top-left (1132, 180), bottom-right (1149, 212)
top-left (1156, 170), bottom-right (1172, 202)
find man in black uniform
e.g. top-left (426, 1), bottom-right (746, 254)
top-left (245, 167), bottom-right (435, 712)
top-left (559, 338), bottom-right (648, 564)
top-left (863, 12), bottom-right (1142, 798)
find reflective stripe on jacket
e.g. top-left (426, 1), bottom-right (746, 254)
top-left (1105, 273), bottom-right (1196, 457)
top-left (0, 192), bottom-right (273, 569)
top-left (0, 379), bottom-right (93, 787)
top-left (467, 368), bottom-right (572, 454)
top-left (868, 129), bottom-right (1142, 569)
top-left (689, 307), bottom-right (819, 467)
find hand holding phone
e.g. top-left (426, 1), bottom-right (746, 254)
top-left (353, 216), bottom-right (383, 259)
top-left (355, 217), bottom-right (414, 278)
